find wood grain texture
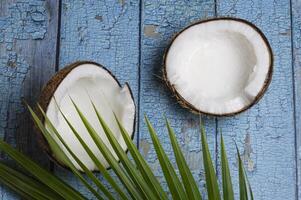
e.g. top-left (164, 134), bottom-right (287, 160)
top-left (139, 0), bottom-right (217, 197)
top-left (0, 0), bottom-right (59, 199)
top-left (57, 0), bottom-right (140, 198)
top-left (216, 0), bottom-right (296, 199)
top-left (0, 0), bottom-right (299, 200)
top-left (292, 0), bottom-right (301, 198)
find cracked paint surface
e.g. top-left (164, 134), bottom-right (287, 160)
top-left (241, 133), bottom-right (255, 172)
top-left (0, 0), bottom-right (48, 199)
top-left (139, 0), bottom-right (216, 197)
top-left (292, 0), bottom-right (301, 198)
top-left (57, 0), bottom-right (140, 198)
top-left (217, 0), bottom-right (296, 199)
top-left (0, 0), bottom-right (47, 145)
top-left (0, 52), bottom-right (29, 144)
top-left (0, 0), bottom-right (300, 199)
top-left (0, 1), bottom-right (47, 44)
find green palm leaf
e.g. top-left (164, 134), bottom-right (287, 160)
top-left (200, 125), bottom-right (221, 200)
top-left (145, 116), bottom-right (188, 200)
top-left (37, 105), bottom-right (115, 200)
top-left (114, 114), bottom-right (168, 200)
top-left (0, 139), bottom-right (85, 200)
top-left (0, 162), bottom-right (63, 200)
top-left (236, 145), bottom-right (249, 200)
top-left (165, 117), bottom-right (202, 200)
top-left (0, 171), bottom-right (40, 200)
top-left (28, 105), bottom-right (103, 200)
top-left (53, 100), bottom-right (128, 200)
top-left (0, 99), bottom-right (253, 200)
top-left (243, 167), bottom-right (254, 200)
top-left (91, 101), bottom-right (157, 200)
top-left (70, 98), bottom-right (142, 200)
top-left (0, 177), bottom-right (36, 200)
top-left (221, 133), bottom-right (234, 200)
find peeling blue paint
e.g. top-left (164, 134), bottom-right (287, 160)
top-left (139, 0), bottom-right (216, 197)
top-left (0, 1), bottom-right (47, 45)
top-left (0, 0), bottom-right (48, 144)
top-left (0, 2), bottom-right (49, 198)
top-left (0, 0), bottom-right (300, 199)
top-left (57, 0), bottom-right (140, 198)
top-left (217, 0), bottom-right (296, 199)
top-left (0, 52), bottom-right (29, 144)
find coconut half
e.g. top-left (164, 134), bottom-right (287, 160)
top-left (164, 18), bottom-right (273, 116)
top-left (37, 61), bottom-right (135, 171)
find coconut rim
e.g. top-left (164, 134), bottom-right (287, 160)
top-left (162, 17), bottom-right (274, 117)
top-left (35, 61), bottom-right (136, 171)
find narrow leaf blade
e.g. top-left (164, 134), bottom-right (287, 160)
top-left (38, 105), bottom-right (114, 200)
top-left (244, 167), bottom-right (254, 200)
top-left (221, 133), bottom-right (234, 200)
top-left (0, 163), bottom-right (63, 200)
top-left (236, 145), bottom-right (248, 200)
top-left (29, 105), bottom-right (103, 200)
top-left (91, 102), bottom-right (156, 200)
top-left (165, 118), bottom-right (202, 200)
top-left (200, 125), bottom-right (220, 200)
top-left (71, 99), bottom-right (142, 200)
top-left (0, 174), bottom-right (39, 200)
top-left (0, 139), bottom-right (85, 200)
top-left (145, 116), bottom-right (187, 200)
top-left (53, 101), bottom-right (128, 200)
top-left (114, 114), bottom-right (168, 200)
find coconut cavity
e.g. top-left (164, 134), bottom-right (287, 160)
top-left (164, 18), bottom-right (272, 115)
top-left (42, 62), bottom-right (135, 171)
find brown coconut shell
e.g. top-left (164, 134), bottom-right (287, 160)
top-left (163, 17), bottom-right (273, 117)
top-left (34, 61), bottom-right (136, 171)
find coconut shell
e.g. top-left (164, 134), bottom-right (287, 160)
top-left (34, 61), bottom-right (136, 171)
top-left (163, 17), bottom-right (273, 117)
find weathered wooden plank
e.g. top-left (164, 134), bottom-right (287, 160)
top-left (0, 0), bottom-right (59, 199)
top-left (57, 0), bottom-right (140, 198)
top-left (139, 0), bottom-right (216, 197)
top-left (216, 0), bottom-right (296, 199)
top-left (292, 0), bottom-right (301, 198)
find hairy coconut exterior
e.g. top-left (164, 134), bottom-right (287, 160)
top-left (163, 17), bottom-right (273, 117)
top-left (35, 61), bottom-right (136, 171)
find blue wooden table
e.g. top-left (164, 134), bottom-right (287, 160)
top-left (0, 0), bottom-right (300, 199)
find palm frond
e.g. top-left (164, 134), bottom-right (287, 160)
top-left (0, 101), bottom-right (254, 200)
top-left (114, 114), bottom-right (168, 200)
top-left (200, 125), bottom-right (221, 200)
top-left (0, 162), bottom-right (63, 200)
top-left (165, 117), bottom-right (202, 200)
top-left (91, 101), bottom-right (158, 200)
top-left (0, 138), bottom-right (85, 200)
top-left (145, 116), bottom-right (188, 200)
top-left (236, 144), bottom-right (253, 200)
top-left (53, 100), bottom-right (128, 199)
top-left (70, 99), bottom-right (142, 200)
top-left (28, 105), bottom-right (103, 200)
top-left (38, 105), bottom-right (114, 200)
top-left (221, 132), bottom-right (234, 200)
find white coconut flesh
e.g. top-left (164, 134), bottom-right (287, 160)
top-left (165, 19), bottom-right (272, 115)
top-left (45, 63), bottom-right (135, 171)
